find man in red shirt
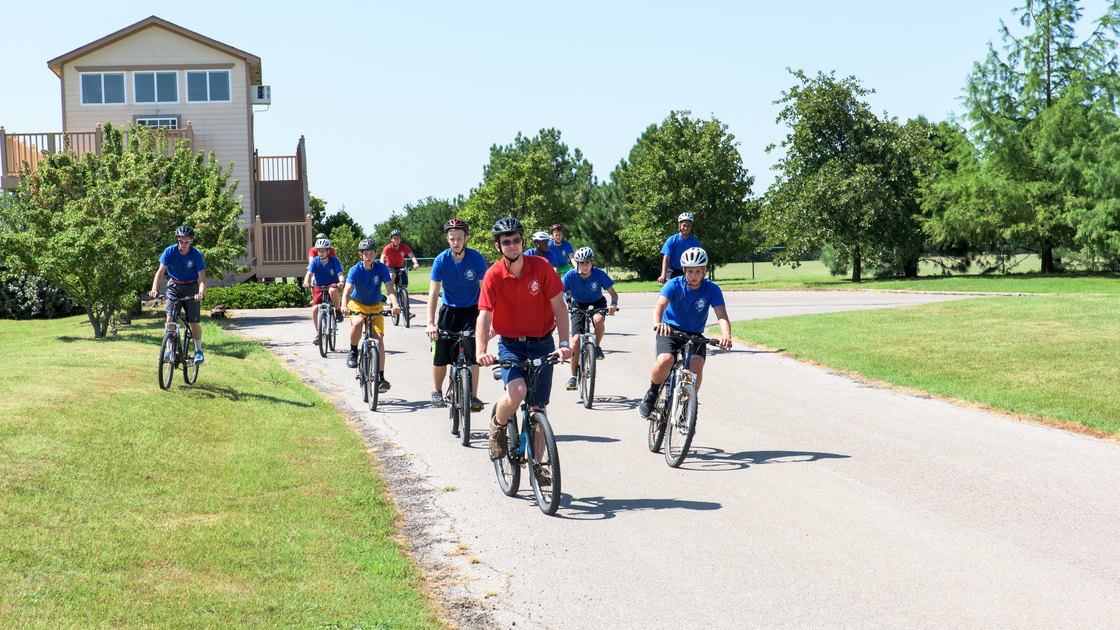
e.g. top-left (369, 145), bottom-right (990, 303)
top-left (380, 230), bottom-right (420, 290)
top-left (477, 217), bottom-right (573, 459)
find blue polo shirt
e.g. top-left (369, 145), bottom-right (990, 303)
top-left (562, 267), bottom-right (614, 304)
top-left (160, 244), bottom-right (206, 283)
top-left (307, 255), bottom-right (343, 286)
top-left (346, 261), bottom-right (393, 305)
top-left (661, 233), bottom-right (702, 271)
top-left (526, 248), bottom-right (559, 268)
top-left (548, 239), bottom-right (574, 265)
top-left (659, 276), bottom-right (724, 334)
top-left (430, 247), bottom-right (489, 308)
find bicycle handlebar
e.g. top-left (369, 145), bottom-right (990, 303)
top-left (664, 328), bottom-right (719, 346)
top-left (568, 306), bottom-right (610, 316)
top-left (438, 329), bottom-right (476, 339)
top-left (155, 294), bottom-right (199, 302)
top-left (493, 354), bottom-right (562, 368)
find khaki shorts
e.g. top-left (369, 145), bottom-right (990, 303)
top-left (348, 300), bottom-right (385, 334)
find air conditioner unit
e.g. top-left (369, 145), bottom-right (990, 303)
top-left (250, 85), bottom-right (271, 105)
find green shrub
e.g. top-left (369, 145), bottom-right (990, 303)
top-left (0, 271), bottom-right (86, 319)
top-left (201, 283), bottom-right (310, 309)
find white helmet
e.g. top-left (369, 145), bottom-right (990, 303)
top-left (315, 238), bottom-right (331, 249)
top-left (678, 212), bottom-right (694, 223)
top-left (679, 247), bottom-right (708, 268)
top-left (573, 247), bottom-right (594, 262)
top-left (532, 231), bottom-right (551, 242)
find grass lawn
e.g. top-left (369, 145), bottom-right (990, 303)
top-left (0, 315), bottom-right (443, 629)
top-left (726, 295), bottom-right (1120, 436)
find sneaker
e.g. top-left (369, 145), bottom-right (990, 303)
top-left (194, 351), bottom-right (205, 365)
top-left (488, 419), bottom-right (507, 460)
top-left (470, 396), bottom-right (484, 412)
top-left (346, 353), bottom-right (358, 369)
top-left (312, 336), bottom-right (321, 345)
top-left (335, 310), bottom-right (344, 323)
top-left (378, 379), bottom-right (391, 393)
top-left (638, 389), bottom-right (657, 418)
top-left (595, 346), bottom-right (605, 361)
top-left (431, 390), bottom-right (445, 408)
top-left (565, 376), bottom-right (577, 391)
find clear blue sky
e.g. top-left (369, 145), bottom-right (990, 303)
top-left (2, 0), bottom-right (1112, 232)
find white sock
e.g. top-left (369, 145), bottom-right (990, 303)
top-left (194, 339), bottom-right (202, 352)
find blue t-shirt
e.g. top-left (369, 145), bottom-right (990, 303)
top-left (661, 233), bottom-right (702, 271)
top-left (430, 247), bottom-right (489, 308)
top-left (659, 276), bottom-right (725, 334)
top-left (346, 261), bottom-right (393, 306)
top-left (526, 248), bottom-right (559, 268)
top-left (160, 244), bottom-right (206, 283)
top-left (307, 255), bottom-right (343, 286)
top-left (548, 239), bottom-right (574, 266)
top-left (562, 267), bottom-right (614, 304)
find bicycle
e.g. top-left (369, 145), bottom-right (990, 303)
top-left (647, 329), bottom-right (719, 468)
top-left (156, 294), bottom-right (201, 390)
top-left (568, 305), bottom-right (609, 409)
top-left (490, 354), bottom-right (563, 515)
top-left (353, 309), bottom-right (391, 411)
top-left (439, 329), bottom-right (475, 447)
top-left (312, 284), bottom-right (340, 358)
top-left (390, 268), bottom-right (412, 328)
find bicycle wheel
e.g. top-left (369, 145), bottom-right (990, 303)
top-left (368, 346), bottom-right (381, 411)
top-left (402, 288), bottom-right (411, 328)
top-left (665, 380), bottom-right (698, 468)
top-left (158, 331), bottom-right (176, 390)
top-left (647, 380), bottom-right (671, 453)
top-left (448, 373), bottom-right (460, 436)
top-left (318, 308), bottom-right (329, 358)
top-left (391, 292), bottom-right (400, 326)
top-left (493, 405), bottom-right (520, 496)
top-left (527, 411), bottom-right (561, 515)
top-left (458, 367), bottom-right (472, 447)
top-left (580, 341), bottom-right (596, 409)
top-left (360, 348), bottom-right (371, 403)
top-left (182, 326), bottom-right (199, 385)
top-left (328, 313), bottom-right (338, 352)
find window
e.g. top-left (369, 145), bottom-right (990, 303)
top-left (186, 70), bottom-right (231, 102)
top-left (135, 72), bottom-right (178, 103)
top-left (81, 73), bottom-right (125, 104)
top-left (135, 117), bottom-right (179, 129)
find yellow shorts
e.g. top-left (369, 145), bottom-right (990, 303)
top-left (348, 300), bottom-right (385, 334)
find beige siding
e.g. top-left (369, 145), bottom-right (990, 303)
top-left (61, 26), bottom-right (254, 222)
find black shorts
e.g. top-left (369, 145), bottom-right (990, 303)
top-left (390, 267), bottom-right (409, 289)
top-left (166, 281), bottom-right (201, 323)
top-left (655, 327), bottom-right (707, 360)
top-left (570, 297), bottom-right (607, 335)
top-left (433, 304), bottom-right (479, 367)
top-left (666, 267), bottom-right (684, 281)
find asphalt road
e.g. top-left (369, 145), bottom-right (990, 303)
top-left (229, 290), bottom-right (1120, 629)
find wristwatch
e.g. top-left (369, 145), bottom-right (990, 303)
top-left (559, 341), bottom-right (570, 348)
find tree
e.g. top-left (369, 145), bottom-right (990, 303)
top-left (761, 71), bottom-right (925, 282)
top-left (309, 195), bottom-right (327, 235)
top-left (329, 224), bottom-right (361, 271)
top-left (621, 111), bottom-right (753, 273)
top-left (485, 128), bottom-right (596, 224)
top-left (373, 196), bottom-right (463, 258)
top-left (321, 206), bottom-right (364, 240)
top-left (945, 0), bottom-right (1120, 272)
top-left (0, 123), bottom-right (246, 337)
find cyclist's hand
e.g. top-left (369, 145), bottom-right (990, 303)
top-left (608, 305), bottom-right (617, 316)
top-left (654, 322), bottom-right (671, 337)
top-left (719, 335), bottom-right (733, 352)
top-left (657, 274), bottom-right (666, 284)
top-left (341, 306), bottom-right (350, 316)
top-left (478, 353), bottom-right (497, 367)
top-left (391, 304), bottom-right (401, 317)
top-left (555, 346), bottom-right (574, 361)
top-left (426, 324), bottom-right (438, 341)
top-left (196, 291), bottom-right (204, 301)
top-left (411, 262), bottom-right (419, 271)
top-left (302, 279), bottom-right (309, 289)
top-left (148, 289), bottom-right (158, 299)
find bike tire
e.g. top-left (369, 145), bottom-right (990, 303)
top-left (369, 346), bottom-right (381, 411)
top-left (448, 370), bottom-right (460, 436)
top-left (459, 368), bottom-right (472, 447)
top-left (182, 326), bottom-right (199, 385)
top-left (581, 341), bottom-right (596, 409)
top-left (360, 349), bottom-right (371, 403)
top-left (318, 309), bottom-right (328, 358)
top-left (493, 404), bottom-right (520, 496)
top-left (329, 312), bottom-right (338, 352)
top-left (402, 288), bottom-right (411, 328)
top-left (665, 380), bottom-right (698, 468)
top-left (648, 380), bottom-right (671, 453)
top-left (158, 331), bottom-right (176, 390)
top-left (527, 411), bottom-right (562, 515)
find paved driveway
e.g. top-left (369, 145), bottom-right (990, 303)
top-left (229, 290), bottom-right (1120, 629)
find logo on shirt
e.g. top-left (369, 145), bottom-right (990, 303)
top-left (465, 269), bottom-right (476, 281)
top-left (529, 280), bottom-right (541, 295)
top-left (591, 281), bottom-right (599, 291)
top-left (695, 298), bottom-right (707, 311)
top-left (186, 260), bottom-right (195, 269)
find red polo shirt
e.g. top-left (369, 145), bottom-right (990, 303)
top-left (479, 254), bottom-right (563, 338)
top-left (382, 243), bottom-right (412, 268)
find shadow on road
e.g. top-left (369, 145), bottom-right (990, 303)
top-left (558, 495), bottom-right (722, 520)
top-left (677, 447), bottom-right (850, 472)
top-left (230, 314), bottom-right (309, 328)
top-left (372, 398), bottom-right (435, 413)
top-left (583, 395), bottom-right (640, 412)
top-left (555, 434), bottom-right (620, 444)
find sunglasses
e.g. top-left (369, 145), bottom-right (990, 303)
top-left (177, 239), bottom-right (192, 244)
top-left (499, 237), bottom-right (523, 247)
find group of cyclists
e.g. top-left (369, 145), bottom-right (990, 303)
top-left (152, 212), bottom-right (734, 465)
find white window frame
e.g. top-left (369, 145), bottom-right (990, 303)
top-left (80, 72), bottom-right (126, 105)
top-left (134, 116), bottom-right (181, 130)
top-left (134, 71), bottom-right (179, 104)
top-left (186, 70), bottom-right (232, 103)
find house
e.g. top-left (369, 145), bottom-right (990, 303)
top-left (0, 15), bottom-right (312, 282)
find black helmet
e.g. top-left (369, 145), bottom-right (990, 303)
top-left (491, 217), bottom-right (525, 240)
top-left (390, 230), bottom-right (402, 237)
top-left (358, 238), bottom-right (378, 252)
top-left (176, 225), bottom-right (195, 239)
top-left (444, 218), bottom-right (469, 233)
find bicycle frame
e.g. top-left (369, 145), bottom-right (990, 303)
top-left (440, 329), bottom-right (476, 445)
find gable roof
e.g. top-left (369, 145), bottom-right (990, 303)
top-left (47, 16), bottom-right (262, 84)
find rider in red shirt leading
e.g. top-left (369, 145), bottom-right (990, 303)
top-left (380, 230), bottom-right (420, 291)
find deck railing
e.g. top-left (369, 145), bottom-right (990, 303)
top-left (250, 215), bottom-right (312, 266)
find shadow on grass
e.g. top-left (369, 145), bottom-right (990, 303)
top-left (185, 383), bottom-right (316, 407)
top-left (677, 447), bottom-right (850, 472)
top-left (557, 495), bottom-right (722, 520)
